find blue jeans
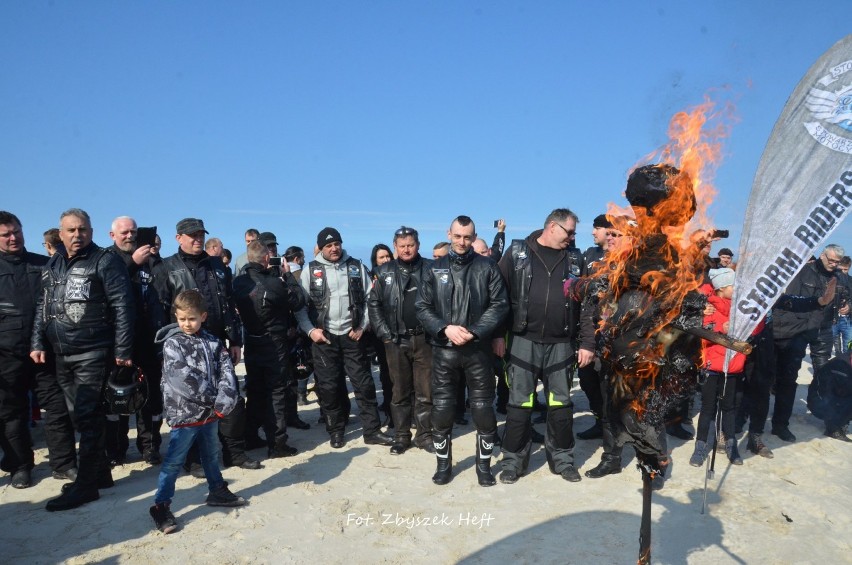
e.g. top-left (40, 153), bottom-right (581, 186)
top-left (155, 420), bottom-right (225, 505)
top-left (832, 316), bottom-right (852, 356)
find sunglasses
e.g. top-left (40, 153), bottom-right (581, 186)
top-left (395, 226), bottom-right (418, 237)
top-left (606, 232), bottom-right (623, 238)
top-left (553, 222), bottom-right (576, 237)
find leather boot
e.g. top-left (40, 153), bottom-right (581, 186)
top-left (432, 434), bottom-right (452, 485)
top-left (584, 455), bottom-right (622, 478)
top-left (475, 433), bottom-right (497, 487)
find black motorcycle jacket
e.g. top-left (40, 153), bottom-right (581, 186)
top-left (0, 249), bottom-right (48, 355)
top-left (416, 249), bottom-right (509, 347)
top-left (368, 253), bottom-right (433, 343)
top-left (32, 242), bottom-right (134, 359)
top-left (498, 231), bottom-right (583, 342)
top-left (233, 263), bottom-right (304, 364)
top-left (773, 259), bottom-right (839, 339)
top-left (108, 245), bottom-right (166, 356)
top-left (153, 250), bottom-right (242, 346)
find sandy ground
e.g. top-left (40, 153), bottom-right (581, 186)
top-left (2, 359), bottom-right (850, 565)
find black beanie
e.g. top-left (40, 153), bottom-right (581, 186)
top-left (593, 214), bottom-right (612, 229)
top-left (317, 227), bottom-right (342, 249)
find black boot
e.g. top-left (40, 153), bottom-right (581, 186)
top-left (475, 433), bottom-right (497, 487)
top-left (432, 434), bottom-right (452, 485)
top-left (584, 455), bottom-right (622, 478)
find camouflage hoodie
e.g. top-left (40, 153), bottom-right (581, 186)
top-left (155, 323), bottom-right (239, 427)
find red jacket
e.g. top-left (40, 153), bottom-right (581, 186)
top-left (702, 293), bottom-right (764, 374)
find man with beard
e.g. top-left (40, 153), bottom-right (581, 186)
top-left (104, 216), bottom-right (166, 465)
top-left (295, 227), bottom-right (393, 449)
top-left (233, 240), bottom-right (304, 457)
top-left (368, 226), bottom-right (435, 455)
top-left (494, 209), bottom-right (587, 484)
top-left (772, 243), bottom-right (849, 441)
top-left (152, 218), bottom-right (259, 471)
top-left (417, 215), bottom-right (509, 486)
top-left (32, 208), bottom-right (134, 511)
top-left (0, 212), bottom-right (75, 488)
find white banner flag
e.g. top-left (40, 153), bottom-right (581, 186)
top-left (730, 35), bottom-right (852, 342)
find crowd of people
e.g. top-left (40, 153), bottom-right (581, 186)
top-left (1, 194), bottom-right (851, 533)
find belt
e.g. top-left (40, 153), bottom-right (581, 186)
top-left (401, 328), bottom-right (424, 338)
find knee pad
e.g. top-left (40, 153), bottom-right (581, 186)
top-left (432, 400), bottom-right (455, 434)
top-left (502, 406), bottom-right (532, 452)
top-left (546, 406), bottom-right (575, 450)
top-left (470, 400), bottom-right (497, 434)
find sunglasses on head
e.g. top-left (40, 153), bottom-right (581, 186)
top-left (395, 226), bottom-right (417, 236)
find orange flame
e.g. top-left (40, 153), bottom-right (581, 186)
top-left (594, 95), bottom-right (737, 412)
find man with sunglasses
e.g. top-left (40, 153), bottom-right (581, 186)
top-left (493, 208), bottom-right (586, 484)
top-left (773, 243), bottom-right (850, 441)
top-left (368, 226), bottom-right (435, 455)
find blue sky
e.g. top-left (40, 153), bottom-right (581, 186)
top-left (2, 2), bottom-right (850, 262)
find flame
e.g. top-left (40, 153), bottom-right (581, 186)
top-left (593, 95), bottom-right (737, 421)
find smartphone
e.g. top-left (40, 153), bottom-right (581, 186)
top-left (493, 220), bottom-right (499, 228)
top-left (268, 256), bottom-right (283, 267)
top-left (137, 227), bottom-right (157, 247)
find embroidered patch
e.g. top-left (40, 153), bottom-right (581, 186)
top-left (65, 302), bottom-right (86, 323)
top-left (65, 277), bottom-right (91, 300)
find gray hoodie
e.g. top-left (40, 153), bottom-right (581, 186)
top-left (295, 249), bottom-right (373, 336)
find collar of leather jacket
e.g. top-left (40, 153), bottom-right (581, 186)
top-left (448, 249), bottom-right (475, 266)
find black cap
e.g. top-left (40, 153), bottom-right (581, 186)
top-left (718, 248), bottom-right (734, 257)
top-left (593, 214), bottom-right (612, 229)
top-left (259, 231), bottom-right (278, 246)
top-left (176, 218), bottom-right (208, 235)
top-left (317, 227), bottom-right (342, 249)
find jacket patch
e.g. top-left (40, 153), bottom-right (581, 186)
top-left (348, 265), bottom-right (360, 277)
top-left (65, 302), bottom-right (86, 323)
top-left (65, 277), bottom-right (91, 300)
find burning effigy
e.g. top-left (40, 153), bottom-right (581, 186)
top-left (595, 163), bottom-right (706, 473)
top-left (570, 100), bottom-right (747, 564)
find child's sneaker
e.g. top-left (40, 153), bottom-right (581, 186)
top-left (206, 484), bottom-right (247, 507)
top-left (150, 502), bottom-right (178, 534)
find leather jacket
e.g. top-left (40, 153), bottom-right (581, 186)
top-left (0, 249), bottom-right (48, 355)
top-left (499, 232), bottom-right (583, 340)
top-left (368, 254), bottom-right (432, 343)
top-left (233, 263), bottom-right (304, 364)
top-left (416, 250), bottom-right (509, 347)
top-left (152, 251), bottom-right (242, 346)
top-left (108, 245), bottom-right (166, 356)
top-left (32, 242), bottom-right (135, 358)
top-left (773, 259), bottom-right (839, 339)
